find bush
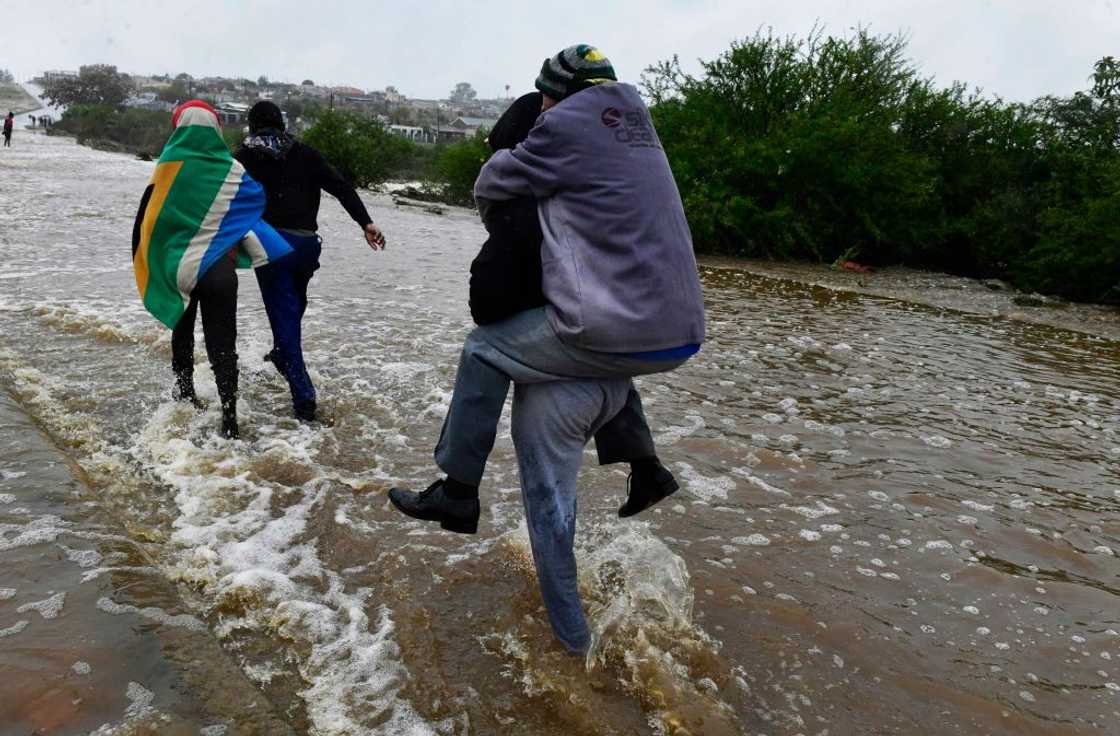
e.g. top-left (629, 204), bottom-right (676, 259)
top-left (433, 131), bottom-right (490, 205)
top-left (301, 110), bottom-right (417, 188)
top-left (643, 30), bottom-right (1120, 303)
top-left (53, 104), bottom-right (171, 158)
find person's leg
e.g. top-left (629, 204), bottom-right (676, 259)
top-left (511, 382), bottom-right (600, 655)
top-left (171, 296), bottom-right (200, 402)
top-left (196, 256), bottom-right (240, 438)
top-left (255, 239), bottom-right (317, 420)
top-left (592, 384), bottom-right (656, 465)
top-left (434, 308), bottom-right (688, 487)
top-left (292, 236), bottom-right (321, 319)
top-left (592, 384), bottom-right (680, 517)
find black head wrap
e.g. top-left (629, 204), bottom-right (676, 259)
top-left (487, 92), bottom-right (543, 152)
top-left (248, 100), bottom-right (285, 133)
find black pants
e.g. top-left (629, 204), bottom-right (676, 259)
top-left (171, 256), bottom-right (238, 408)
top-left (2, 132), bottom-right (10, 147)
top-left (593, 387), bottom-right (658, 465)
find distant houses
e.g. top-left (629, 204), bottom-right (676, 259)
top-left (439, 116), bottom-right (500, 141)
top-left (34, 65), bottom-right (516, 144)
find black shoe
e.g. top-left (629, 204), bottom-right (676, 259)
top-left (263, 348), bottom-right (287, 378)
top-left (220, 402), bottom-right (239, 439)
top-left (388, 480), bottom-right (480, 534)
top-left (172, 372), bottom-right (204, 408)
top-left (294, 399), bottom-right (317, 423)
top-left (618, 460), bottom-right (679, 518)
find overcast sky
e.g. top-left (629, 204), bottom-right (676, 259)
top-left (2, 0), bottom-right (1117, 102)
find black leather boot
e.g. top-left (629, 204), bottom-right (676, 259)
top-left (213, 355), bottom-right (240, 439)
top-left (388, 479), bottom-right (480, 534)
top-left (619, 458), bottom-right (679, 518)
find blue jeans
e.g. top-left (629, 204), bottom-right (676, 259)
top-left (435, 308), bottom-right (688, 486)
top-left (512, 378), bottom-right (632, 654)
top-left (254, 231), bottom-right (321, 411)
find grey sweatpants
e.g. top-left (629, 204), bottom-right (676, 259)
top-left (435, 308), bottom-right (686, 486)
top-left (511, 377), bottom-right (631, 655)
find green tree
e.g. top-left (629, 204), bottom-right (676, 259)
top-left (450, 82), bottom-right (477, 104)
top-left (43, 65), bottom-right (134, 107)
top-left (434, 130), bottom-right (490, 205)
top-left (641, 29), bottom-right (1120, 303)
top-left (0, 68), bottom-right (14, 85)
top-left (157, 80), bottom-right (189, 103)
top-left (301, 109), bottom-right (416, 187)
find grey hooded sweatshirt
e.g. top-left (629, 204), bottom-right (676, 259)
top-left (474, 82), bottom-right (706, 354)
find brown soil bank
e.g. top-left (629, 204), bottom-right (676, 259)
top-left (703, 256), bottom-right (1120, 342)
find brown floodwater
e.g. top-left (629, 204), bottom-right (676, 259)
top-left (0, 129), bottom-right (1117, 735)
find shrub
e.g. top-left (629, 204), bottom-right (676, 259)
top-left (643, 29), bottom-right (1120, 303)
top-left (433, 131), bottom-right (490, 205)
top-left (301, 110), bottom-right (417, 188)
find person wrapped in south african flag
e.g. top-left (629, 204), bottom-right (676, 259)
top-left (131, 100), bottom-right (293, 438)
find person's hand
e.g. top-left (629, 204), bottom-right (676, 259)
top-left (364, 223), bottom-right (386, 250)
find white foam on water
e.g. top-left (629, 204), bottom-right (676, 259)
top-left (0, 620), bottom-right (29, 637)
top-left (72, 660), bottom-right (92, 675)
top-left (496, 521), bottom-right (741, 731)
top-left (732, 534), bottom-right (771, 547)
top-left (16, 591), bottom-right (65, 619)
top-left (0, 515), bottom-right (69, 552)
top-left (58, 543), bottom-right (103, 568)
top-left (129, 405), bottom-right (439, 736)
top-left (96, 597), bottom-right (205, 631)
top-left (0, 493), bottom-right (16, 504)
top-left (675, 461), bottom-right (734, 502)
top-left (731, 467), bottom-right (791, 496)
top-left (923, 435), bottom-right (953, 448)
top-left (787, 501), bottom-right (840, 519)
top-left (0, 588), bottom-right (16, 600)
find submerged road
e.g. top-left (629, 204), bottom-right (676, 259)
top-left (0, 129), bottom-right (1118, 735)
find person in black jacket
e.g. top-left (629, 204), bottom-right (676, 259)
top-left (466, 91), bottom-right (678, 518)
top-left (235, 101), bottom-right (386, 422)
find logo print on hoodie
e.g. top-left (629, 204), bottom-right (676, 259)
top-left (604, 107), bottom-right (661, 149)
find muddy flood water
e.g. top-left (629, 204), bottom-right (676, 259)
top-left (1, 129), bottom-right (1118, 736)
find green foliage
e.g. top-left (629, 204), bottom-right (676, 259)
top-left (53, 104), bottom-right (171, 158)
top-left (644, 28), bottom-right (1120, 303)
top-left (222, 125), bottom-right (246, 153)
top-left (0, 69), bottom-right (14, 85)
top-left (301, 110), bottom-right (417, 188)
top-left (156, 80), bottom-right (189, 103)
top-left (43, 65), bottom-right (133, 108)
top-left (434, 131), bottom-right (490, 205)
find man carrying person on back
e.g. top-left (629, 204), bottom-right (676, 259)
top-left (235, 101), bottom-right (386, 422)
top-left (389, 45), bottom-right (706, 534)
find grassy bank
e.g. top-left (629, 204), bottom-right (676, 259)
top-left (0, 83), bottom-right (40, 115)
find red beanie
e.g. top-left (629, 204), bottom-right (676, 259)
top-left (171, 99), bottom-right (220, 129)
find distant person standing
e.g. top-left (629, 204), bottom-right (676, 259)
top-left (3, 112), bottom-right (13, 147)
top-left (235, 101), bottom-right (386, 422)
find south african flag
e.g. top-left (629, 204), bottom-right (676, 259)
top-left (132, 102), bottom-right (291, 329)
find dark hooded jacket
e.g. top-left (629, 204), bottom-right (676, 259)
top-left (234, 102), bottom-right (372, 233)
top-left (468, 92), bottom-right (546, 325)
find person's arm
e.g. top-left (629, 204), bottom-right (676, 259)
top-left (312, 147), bottom-right (386, 249)
top-left (313, 148), bottom-right (373, 228)
top-left (474, 115), bottom-right (566, 204)
top-left (131, 184), bottom-right (154, 258)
